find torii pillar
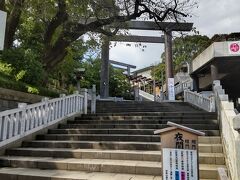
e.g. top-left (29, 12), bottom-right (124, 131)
top-left (164, 30), bottom-right (174, 80)
top-left (100, 37), bottom-right (110, 98)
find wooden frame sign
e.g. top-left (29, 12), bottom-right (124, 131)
top-left (154, 121), bottom-right (205, 180)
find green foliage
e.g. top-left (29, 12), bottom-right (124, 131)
top-left (152, 35), bottom-right (211, 83)
top-left (109, 68), bottom-right (132, 99)
top-left (26, 85), bottom-right (39, 94)
top-left (0, 72), bottom-right (59, 97)
top-left (172, 35), bottom-right (211, 70)
top-left (15, 70), bottom-right (26, 81)
top-left (1, 48), bottom-right (44, 85)
top-left (0, 61), bottom-right (13, 76)
top-left (151, 63), bottom-right (165, 82)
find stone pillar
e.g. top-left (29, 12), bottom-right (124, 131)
top-left (100, 37), bottom-right (110, 98)
top-left (164, 30), bottom-right (173, 98)
top-left (211, 64), bottom-right (218, 81)
top-left (91, 85), bottom-right (96, 114)
top-left (127, 66), bottom-right (131, 76)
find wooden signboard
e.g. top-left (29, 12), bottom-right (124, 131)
top-left (154, 121), bottom-right (205, 180)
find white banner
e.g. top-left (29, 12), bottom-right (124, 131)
top-left (162, 148), bottom-right (198, 180)
top-left (228, 41), bottom-right (240, 55)
top-left (168, 78), bottom-right (175, 101)
top-left (0, 10), bottom-right (7, 50)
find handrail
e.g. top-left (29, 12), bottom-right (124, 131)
top-left (175, 79), bottom-right (193, 95)
top-left (184, 90), bottom-right (215, 112)
top-left (0, 86), bottom-right (96, 148)
top-left (139, 89), bottom-right (154, 101)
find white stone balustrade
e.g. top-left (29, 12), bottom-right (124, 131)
top-left (139, 89), bottom-right (154, 101)
top-left (213, 80), bottom-right (240, 180)
top-left (175, 79), bottom-right (193, 95)
top-left (0, 89), bottom-right (95, 148)
top-left (184, 90), bottom-right (215, 112)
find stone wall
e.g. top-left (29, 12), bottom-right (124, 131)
top-left (0, 87), bottom-right (44, 111)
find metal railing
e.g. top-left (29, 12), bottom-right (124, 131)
top-left (184, 90), bottom-right (215, 112)
top-left (0, 87), bottom-right (96, 148)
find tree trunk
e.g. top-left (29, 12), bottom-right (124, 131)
top-left (4, 0), bottom-right (24, 49)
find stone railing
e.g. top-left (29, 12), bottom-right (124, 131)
top-left (97, 96), bottom-right (124, 102)
top-left (184, 90), bottom-right (215, 112)
top-left (139, 89), bottom-right (154, 101)
top-left (175, 79), bottom-right (193, 95)
top-left (87, 85), bottom-right (96, 114)
top-left (213, 80), bottom-right (240, 180)
top-left (0, 88), bottom-right (96, 148)
top-left (217, 168), bottom-right (229, 180)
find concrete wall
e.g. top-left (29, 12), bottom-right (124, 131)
top-left (0, 87), bottom-right (44, 111)
top-left (191, 41), bottom-right (239, 73)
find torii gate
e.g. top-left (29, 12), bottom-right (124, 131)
top-left (109, 60), bottom-right (136, 76)
top-left (100, 21), bottom-right (193, 98)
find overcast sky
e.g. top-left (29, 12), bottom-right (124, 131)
top-left (109, 0), bottom-right (240, 71)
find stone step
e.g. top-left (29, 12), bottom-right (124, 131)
top-left (49, 129), bottom-right (220, 136)
top-left (0, 156), bottom-right (162, 176)
top-left (0, 156), bottom-right (226, 178)
top-left (6, 148), bottom-right (161, 162)
top-left (22, 141), bottom-right (162, 150)
top-left (95, 109), bottom-right (204, 112)
top-left (0, 167), bottom-right (162, 180)
top-left (21, 140), bottom-right (223, 153)
top-left (71, 119), bottom-right (218, 124)
top-left (59, 123), bottom-right (219, 130)
top-left (76, 115), bottom-right (217, 120)
top-left (36, 134), bottom-right (161, 142)
top-left (6, 148), bottom-right (225, 165)
top-left (81, 112), bottom-right (216, 117)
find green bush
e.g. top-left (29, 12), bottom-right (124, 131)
top-left (0, 72), bottom-right (59, 97)
top-left (1, 48), bottom-right (44, 85)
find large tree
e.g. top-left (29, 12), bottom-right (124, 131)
top-left (1, 0), bottom-right (196, 72)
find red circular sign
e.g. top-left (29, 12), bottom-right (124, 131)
top-left (230, 43), bottom-right (240, 52)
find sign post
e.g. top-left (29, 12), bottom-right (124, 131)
top-left (154, 121), bottom-right (205, 180)
top-left (168, 78), bottom-right (175, 101)
top-left (0, 10), bottom-right (7, 50)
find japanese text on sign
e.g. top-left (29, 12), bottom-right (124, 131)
top-left (162, 148), bottom-right (198, 180)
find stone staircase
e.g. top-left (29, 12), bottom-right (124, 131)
top-left (0, 101), bottom-right (226, 179)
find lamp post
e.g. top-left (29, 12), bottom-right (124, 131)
top-left (74, 68), bottom-right (85, 92)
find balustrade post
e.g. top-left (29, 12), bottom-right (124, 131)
top-left (184, 90), bottom-right (187, 102)
top-left (41, 97), bottom-right (49, 124)
top-left (210, 96), bottom-right (215, 112)
top-left (91, 85), bottom-right (96, 114)
top-left (60, 94), bottom-right (66, 117)
top-left (80, 88), bottom-right (88, 114)
top-left (74, 91), bottom-right (79, 112)
top-left (18, 103), bottom-right (27, 135)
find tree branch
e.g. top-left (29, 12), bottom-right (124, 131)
top-left (43, 0), bottom-right (68, 49)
